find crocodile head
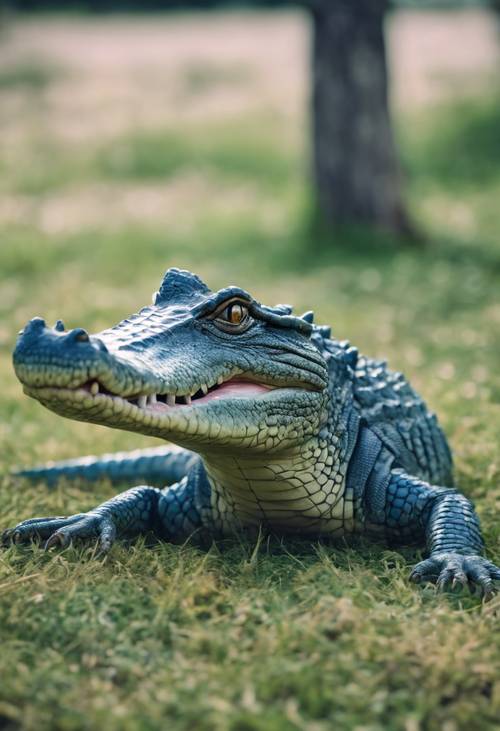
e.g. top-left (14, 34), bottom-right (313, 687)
top-left (13, 269), bottom-right (329, 455)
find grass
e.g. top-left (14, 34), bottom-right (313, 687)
top-left (3, 116), bottom-right (298, 195)
top-left (0, 60), bottom-right (59, 91)
top-left (178, 61), bottom-right (254, 96)
top-left (402, 95), bottom-right (500, 188)
top-left (96, 120), bottom-right (297, 185)
top-left (0, 19), bottom-right (499, 731)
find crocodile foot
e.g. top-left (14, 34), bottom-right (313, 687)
top-left (410, 551), bottom-right (500, 600)
top-left (2, 512), bottom-right (117, 553)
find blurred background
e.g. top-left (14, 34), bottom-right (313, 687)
top-left (1, 4), bottom-right (500, 729)
top-left (0, 0), bottom-right (499, 482)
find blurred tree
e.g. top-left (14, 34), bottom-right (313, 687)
top-left (308, 0), bottom-right (412, 236)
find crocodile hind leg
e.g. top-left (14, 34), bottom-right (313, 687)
top-left (365, 466), bottom-right (500, 599)
top-left (2, 464), bottom-right (213, 551)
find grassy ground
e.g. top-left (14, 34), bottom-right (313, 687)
top-left (0, 11), bottom-right (499, 731)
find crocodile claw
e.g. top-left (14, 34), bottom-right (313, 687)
top-left (410, 552), bottom-right (500, 601)
top-left (44, 532), bottom-right (70, 550)
top-left (2, 512), bottom-right (117, 555)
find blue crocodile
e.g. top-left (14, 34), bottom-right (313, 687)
top-left (3, 268), bottom-right (499, 598)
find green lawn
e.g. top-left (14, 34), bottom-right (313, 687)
top-left (0, 18), bottom-right (499, 731)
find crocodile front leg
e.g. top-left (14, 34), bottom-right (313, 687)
top-left (2, 465), bottom-right (213, 552)
top-left (366, 467), bottom-right (500, 599)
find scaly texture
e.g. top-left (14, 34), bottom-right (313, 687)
top-left (3, 268), bottom-right (499, 597)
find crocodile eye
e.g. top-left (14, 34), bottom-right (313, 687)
top-left (214, 301), bottom-right (251, 332)
top-left (226, 303), bottom-right (245, 325)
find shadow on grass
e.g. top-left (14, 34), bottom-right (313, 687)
top-left (401, 95), bottom-right (500, 189)
top-left (284, 197), bottom-right (500, 277)
top-left (2, 202), bottom-right (499, 302)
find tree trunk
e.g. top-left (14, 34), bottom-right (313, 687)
top-left (310, 0), bottom-right (412, 236)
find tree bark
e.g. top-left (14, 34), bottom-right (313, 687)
top-left (310, 0), bottom-right (412, 236)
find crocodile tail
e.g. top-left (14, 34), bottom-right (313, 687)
top-left (13, 446), bottom-right (198, 488)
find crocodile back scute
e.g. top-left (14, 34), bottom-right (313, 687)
top-left (352, 355), bottom-right (453, 486)
top-left (313, 330), bottom-right (453, 488)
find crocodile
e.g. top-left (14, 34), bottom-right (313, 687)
top-left (3, 268), bottom-right (499, 597)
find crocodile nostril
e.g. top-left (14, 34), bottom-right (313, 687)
top-left (26, 317), bottom-right (46, 332)
top-left (54, 320), bottom-right (65, 332)
top-left (67, 328), bottom-right (90, 344)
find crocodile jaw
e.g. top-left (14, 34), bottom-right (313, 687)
top-left (23, 382), bottom-right (326, 453)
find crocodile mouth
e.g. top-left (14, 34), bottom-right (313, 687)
top-left (20, 348), bottom-right (324, 445)
top-left (85, 375), bottom-right (274, 409)
top-left (23, 375), bottom-right (283, 421)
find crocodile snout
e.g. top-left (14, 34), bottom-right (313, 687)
top-left (13, 317), bottom-right (108, 388)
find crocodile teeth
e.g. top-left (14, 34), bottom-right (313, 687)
top-left (201, 384), bottom-right (208, 395)
top-left (217, 375), bottom-right (223, 385)
top-left (90, 381), bottom-right (99, 396)
top-left (149, 394), bottom-right (157, 405)
top-left (185, 395), bottom-right (192, 405)
top-left (167, 394), bottom-right (175, 406)
top-left (138, 395), bottom-right (147, 409)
